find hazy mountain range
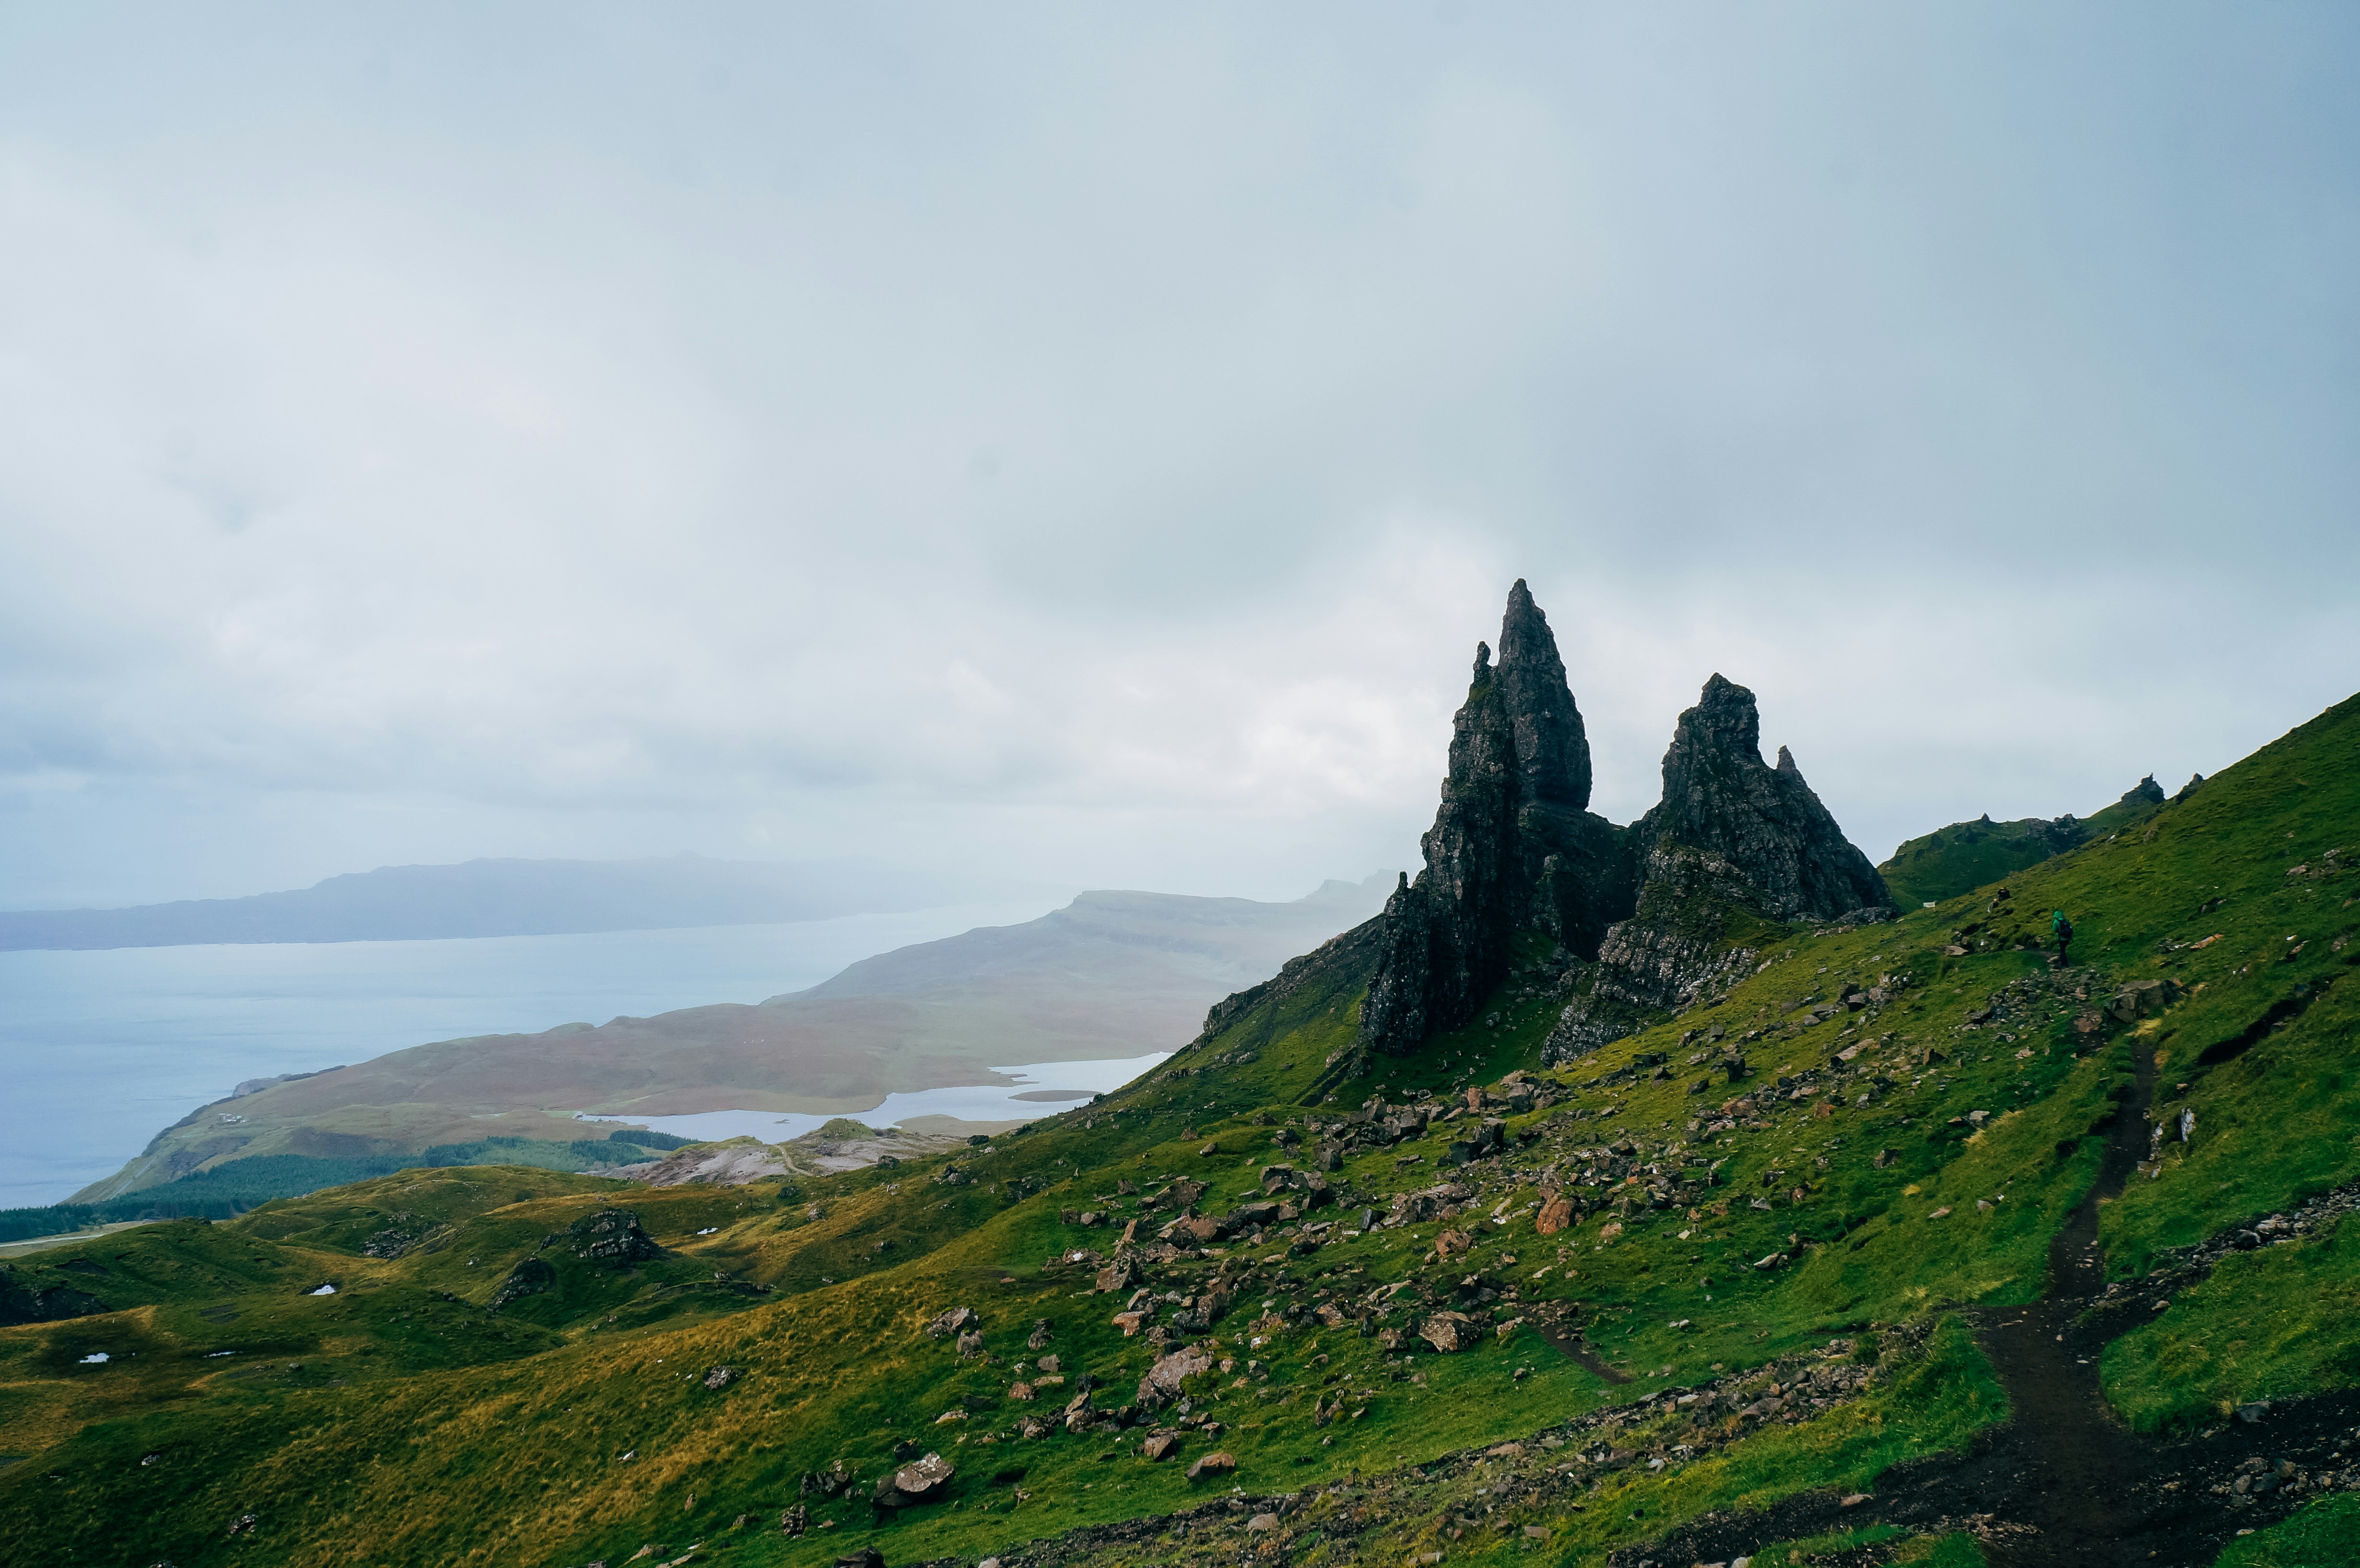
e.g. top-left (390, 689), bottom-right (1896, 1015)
top-left (0, 854), bottom-right (1038, 950)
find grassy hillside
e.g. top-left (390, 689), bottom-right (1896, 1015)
top-left (2, 699), bottom-right (2356, 1567)
top-left (1876, 775), bottom-right (2170, 909)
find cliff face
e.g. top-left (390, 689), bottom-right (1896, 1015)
top-left (1357, 583), bottom-right (1632, 1057)
top-left (1632, 674), bottom-right (1894, 921)
top-left (1361, 599), bottom-right (1891, 1063)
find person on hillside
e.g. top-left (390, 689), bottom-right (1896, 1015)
top-left (2052, 909), bottom-right (2074, 965)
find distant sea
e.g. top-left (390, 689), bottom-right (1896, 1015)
top-left (0, 900), bottom-right (1060, 1210)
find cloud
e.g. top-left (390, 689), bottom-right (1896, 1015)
top-left (0, 3), bottom-right (2355, 907)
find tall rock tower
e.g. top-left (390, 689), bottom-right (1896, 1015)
top-left (1632, 674), bottom-right (1893, 920)
top-left (1357, 582), bottom-right (1634, 1057)
top-left (1541, 674), bottom-right (1894, 1063)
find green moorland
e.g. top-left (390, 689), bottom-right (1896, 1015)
top-left (0, 696), bottom-right (2356, 1568)
top-left (0, 1132), bottom-right (694, 1246)
top-left (1874, 776), bottom-right (2166, 910)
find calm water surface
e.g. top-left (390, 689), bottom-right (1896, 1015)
top-left (585, 1050), bottom-right (1174, 1146)
top-left (0, 901), bottom-right (1058, 1209)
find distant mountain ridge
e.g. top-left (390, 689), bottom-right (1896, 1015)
top-left (0, 854), bottom-right (1034, 950)
top-left (67, 874), bottom-right (1396, 1204)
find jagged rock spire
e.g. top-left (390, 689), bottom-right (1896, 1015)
top-left (1359, 610), bottom-right (1891, 1064)
top-left (1359, 582), bottom-right (1626, 1058)
top-left (1634, 674), bottom-right (1892, 920)
top-left (1495, 579), bottom-right (1591, 809)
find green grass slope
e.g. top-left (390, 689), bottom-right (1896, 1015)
top-left (1, 697), bottom-right (2355, 1568)
top-left (1876, 775), bottom-right (2170, 909)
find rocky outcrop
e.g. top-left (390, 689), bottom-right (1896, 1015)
top-left (487, 1256), bottom-right (554, 1312)
top-left (1543, 845), bottom-right (1770, 1063)
top-left (617, 1137), bottom-right (792, 1187)
top-left (1631, 675), bottom-right (1892, 921)
top-left (569, 1208), bottom-right (661, 1265)
top-left (1544, 680), bottom-right (1890, 1065)
top-left (1359, 598), bottom-right (1889, 1065)
top-left (1358, 584), bottom-right (1635, 1057)
top-left (0, 1267), bottom-right (107, 1326)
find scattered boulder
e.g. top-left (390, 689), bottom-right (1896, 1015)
top-left (1142, 1431), bottom-right (1184, 1461)
top-left (873, 1452), bottom-right (954, 1508)
top-left (1535, 1195), bottom-right (1576, 1235)
top-left (1186, 1451), bottom-right (1237, 1482)
top-left (1139, 1346), bottom-right (1213, 1401)
top-left (702, 1365), bottom-right (739, 1391)
top-left (802, 1461), bottom-right (852, 1498)
top-left (924, 1306), bottom-right (976, 1338)
top-left (1420, 1312), bottom-right (1478, 1352)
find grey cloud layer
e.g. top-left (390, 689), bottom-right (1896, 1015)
top-left (1, 3), bottom-right (2355, 907)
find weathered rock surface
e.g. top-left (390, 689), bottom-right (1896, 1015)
top-left (615, 1137), bottom-right (792, 1188)
top-left (1543, 844), bottom-right (1774, 1063)
top-left (486, 1256), bottom-right (554, 1311)
top-left (1419, 1311), bottom-right (1478, 1352)
top-left (873, 1452), bottom-right (954, 1508)
top-left (1360, 583), bottom-right (1635, 1057)
top-left (1631, 675), bottom-right (1892, 922)
top-left (1543, 678), bottom-right (1891, 1064)
top-left (1185, 1450), bottom-right (1236, 1482)
top-left (1139, 1345), bottom-right (1213, 1402)
top-left (924, 1305), bottom-right (977, 1338)
top-left (568, 1209), bottom-right (661, 1265)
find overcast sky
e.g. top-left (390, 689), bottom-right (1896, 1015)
top-left (2, 3), bottom-right (2355, 911)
